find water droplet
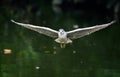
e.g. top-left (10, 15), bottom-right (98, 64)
top-left (53, 51), bottom-right (57, 54)
top-left (73, 51), bottom-right (76, 54)
top-left (35, 66), bottom-right (40, 69)
top-left (53, 46), bottom-right (57, 49)
top-left (73, 25), bottom-right (79, 29)
top-left (44, 51), bottom-right (50, 53)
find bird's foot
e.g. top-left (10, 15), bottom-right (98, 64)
top-left (63, 43), bottom-right (66, 48)
top-left (60, 43), bottom-right (66, 48)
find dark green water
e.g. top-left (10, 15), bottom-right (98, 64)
top-left (0, 1), bottom-right (120, 77)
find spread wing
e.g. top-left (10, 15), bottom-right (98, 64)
top-left (11, 20), bottom-right (58, 38)
top-left (67, 20), bottom-right (116, 39)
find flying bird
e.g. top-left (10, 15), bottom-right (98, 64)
top-left (11, 20), bottom-right (116, 48)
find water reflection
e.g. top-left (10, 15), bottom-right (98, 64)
top-left (3, 49), bottom-right (12, 54)
top-left (0, 0), bottom-right (120, 77)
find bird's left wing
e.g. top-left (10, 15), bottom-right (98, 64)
top-left (11, 20), bottom-right (58, 38)
top-left (67, 20), bottom-right (116, 39)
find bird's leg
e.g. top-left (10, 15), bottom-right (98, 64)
top-left (60, 43), bottom-right (66, 48)
top-left (60, 43), bottom-right (63, 48)
top-left (63, 43), bottom-right (66, 48)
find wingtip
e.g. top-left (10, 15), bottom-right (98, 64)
top-left (111, 20), bottom-right (116, 24)
top-left (107, 20), bottom-right (116, 26)
top-left (11, 19), bottom-right (15, 23)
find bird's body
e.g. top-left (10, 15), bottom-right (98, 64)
top-left (11, 20), bottom-right (116, 48)
top-left (55, 29), bottom-right (72, 48)
top-left (55, 29), bottom-right (72, 43)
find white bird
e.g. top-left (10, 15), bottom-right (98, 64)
top-left (11, 20), bottom-right (116, 48)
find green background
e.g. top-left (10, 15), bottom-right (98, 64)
top-left (0, 0), bottom-right (120, 77)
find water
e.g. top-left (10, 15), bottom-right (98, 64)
top-left (0, 1), bottom-right (120, 77)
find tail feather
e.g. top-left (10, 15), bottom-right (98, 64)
top-left (55, 38), bottom-right (72, 44)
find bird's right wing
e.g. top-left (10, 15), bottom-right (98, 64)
top-left (67, 20), bottom-right (116, 39)
top-left (11, 20), bottom-right (58, 38)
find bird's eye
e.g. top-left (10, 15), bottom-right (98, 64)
top-left (60, 31), bottom-right (64, 35)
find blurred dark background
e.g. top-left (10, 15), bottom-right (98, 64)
top-left (0, 0), bottom-right (120, 77)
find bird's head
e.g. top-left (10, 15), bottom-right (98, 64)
top-left (59, 29), bottom-right (65, 33)
top-left (59, 29), bottom-right (66, 36)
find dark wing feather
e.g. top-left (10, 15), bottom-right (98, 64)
top-left (67, 20), bottom-right (116, 39)
top-left (11, 20), bottom-right (58, 38)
